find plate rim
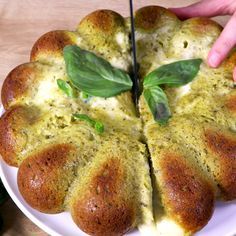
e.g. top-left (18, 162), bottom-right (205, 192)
top-left (0, 161), bottom-right (62, 236)
top-left (1, 159), bottom-right (236, 236)
top-left (0, 102), bottom-right (236, 236)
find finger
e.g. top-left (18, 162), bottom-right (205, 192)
top-left (233, 67), bottom-right (236, 82)
top-left (208, 12), bottom-right (236, 68)
top-left (169, 0), bottom-right (229, 20)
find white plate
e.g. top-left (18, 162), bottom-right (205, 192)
top-left (1, 158), bottom-right (236, 236)
top-left (0, 99), bottom-right (235, 236)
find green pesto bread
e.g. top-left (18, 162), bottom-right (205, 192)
top-left (137, 5), bottom-right (236, 235)
top-left (0, 9), bottom-right (153, 236)
top-left (0, 5), bottom-right (235, 236)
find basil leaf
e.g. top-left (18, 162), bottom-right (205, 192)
top-left (57, 79), bottom-right (77, 98)
top-left (81, 92), bottom-right (90, 99)
top-left (80, 92), bottom-right (92, 103)
top-left (73, 114), bottom-right (95, 126)
top-left (94, 121), bottom-right (104, 134)
top-left (143, 86), bottom-right (171, 125)
top-left (143, 59), bottom-right (202, 124)
top-left (63, 45), bottom-right (133, 98)
top-left (73, 113), bottom-right (104, 134)
top-left (143, 59), bottom-right (202, 89)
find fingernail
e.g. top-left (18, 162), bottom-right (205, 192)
top-left (208, 52), bottom-right (220, 67)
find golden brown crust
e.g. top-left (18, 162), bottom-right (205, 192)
top-left (77, 10), bottom-right (127, 55)
top-left (135, 6), bottom-right (178, 32)
top-left (183, 17), bottom-right (222, 36)
top-left (0, 106), bottom-right (39, 166)
top-left (1, 63), bottom-right (39, 109)
top-left (159, 153), bottom-right (214, 232)
top-left (30, 30), bottom-right (76, 62)
top-left (166, 17), bottom-right (222, 61)
top-left (205, 129), bottom-right (236, 200)
top-left (71, 159), bottom-right (135, 236)
top-left (226, 94), bottom-right (236, 113)
top-left (83, 10), bottom-right (114, 33)
top-left (78, 10), bottom-right (124, 35)
top-left (18, 143), bottom-right (77, 213)
top-left (221, 51), bottom-right (236, 71)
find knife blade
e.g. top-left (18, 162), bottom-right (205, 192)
top-left (129, 0), bottom-right (139, 111)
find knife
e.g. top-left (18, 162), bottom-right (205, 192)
top-left (129, 0), bottom-right (140, 111)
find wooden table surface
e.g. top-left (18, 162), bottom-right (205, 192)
top-left (0, 0), bottom-right (229, 235)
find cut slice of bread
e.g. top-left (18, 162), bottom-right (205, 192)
top-left (137, 5), bottom-right (236, 235)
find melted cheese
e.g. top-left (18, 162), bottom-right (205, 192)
top-left (116, 32), bottom-right (126, 45)
top-left (139, 224), bottom-right (157, 236)
top-left (35, 79), bottom-right (58, 103)
top-left (156, 218), bottom-right (185, 236)
top-left (175, 83), bottom-right (192, 99)
top-left (139, 216), bottom-right (184, 236)
top-left (110, 56), bottom-right (129, 70)
top-left (89, 96), bottom-right (132, 120)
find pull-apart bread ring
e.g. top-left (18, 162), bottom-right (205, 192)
top-left (0, 6), bottom-right (235, 236)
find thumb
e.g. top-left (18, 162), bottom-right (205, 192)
top-left (169, 0), bottom-right (229, 20)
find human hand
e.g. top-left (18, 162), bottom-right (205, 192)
top-left (170, 0), bottom-right (236, 81)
